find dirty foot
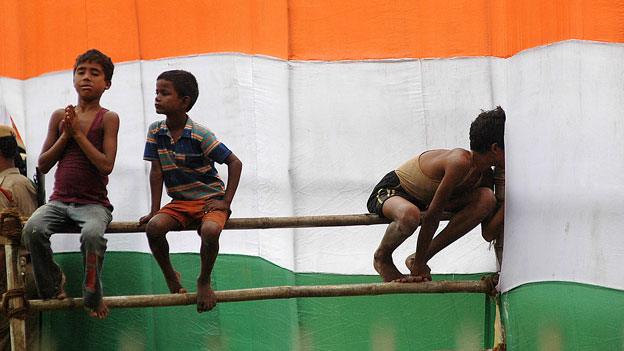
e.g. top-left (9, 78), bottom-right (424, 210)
top-left (405, 253), bottom-right (416, 272)
top-left (393, 275), bottom-right (429, 283)
top-left (404, 255), bottom-right (432, 281)
top-left (196, 280), bottom-right (217, 313)
top-left (86, 300), bottom-right (109, 320)
top-left (373, 252), bottom-right (404, 282)
top-left (166, 271), bottom-right (187, 294)
top-left (394, 263), bottom-right (431, 283)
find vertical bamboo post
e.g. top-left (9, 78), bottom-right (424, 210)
top-left (2, 237), bottom-right (26, 351)
top-left (0, 209), bottom-right (27, 351)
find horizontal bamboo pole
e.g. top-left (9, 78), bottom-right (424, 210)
top-left (112, 213), bottom-right (395, 233)
top-left (29, 279), bottom-right (492, 311)
top-left (3, 212), bottom-right (455, 235)
top-left (17, 212), bottom-right (452, 234)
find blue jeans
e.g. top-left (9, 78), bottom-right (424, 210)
top-left (21, 201), bottom-right (112, 309)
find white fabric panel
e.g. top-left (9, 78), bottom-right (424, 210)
top-left (3, 53), bottom-right (503, 274)
top-left (289, 59), bottom-right (500, 274)
top-left (499, 41), bottom-right (624, 292)
top-left (13, 55), bottom-right (295, 271)
top-left (5, 40), bottom-right (622, 283)
top-left (0, 78), bottom-right (25, 135)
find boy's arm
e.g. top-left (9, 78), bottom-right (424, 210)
top-left (412, 152), bottom-right (470, 271)
top-left (67, 109), bottom-right (120, 175)
top-left (38, 109), bottom-right (71, 174)
top-left (482, 167), bottom-right (505, 241)
top-left (222, 153), bottom-right (242, 207)
top-left (139, 160), bottom-right (164, 225)
top-left (482, 203), bottom-right (504, 242)
top-left (204, 153), bottom-right (242, 213)
top-left (479, 167), bottom-right (494, 189)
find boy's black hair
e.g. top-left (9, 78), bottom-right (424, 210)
top-left (157, 70), bottom-right (199, 112)
top-left (74, 49), bottom-right (114, 82)
top-left (469, 106), bottom-right (505, 153)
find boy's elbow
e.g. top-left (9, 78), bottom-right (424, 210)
top-left (37, 160), bottom-right (50, 174)
top-left (99, 163), bottom-right (114, 176)
top-left (228, 156), bottom-right (242, 169)
top-left (481, 230), bottom-right (497, 243)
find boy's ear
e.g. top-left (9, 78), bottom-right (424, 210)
top-left (181, 96), bottom-right (191, 109)
top-left (491, 143), bottom-right (504, 156)
top-left (105, 81), bottom-right (112, 90)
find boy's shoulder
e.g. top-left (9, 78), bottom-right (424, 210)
top-left (101, 109), bottom-right (120, 125)
top-left (102, 108), bottom-right (119, 117)
top-left (147, 119), bottom-right (166, 131)
top-left (51, 108), bottom-right (66, 119)
top-left (448, 148), bottom-right (472, 160)
top-left (186, 118), bottom-right (216, 139)
top-left (442, 148), bottom-right (473, 169)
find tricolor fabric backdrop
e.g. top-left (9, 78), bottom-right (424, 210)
top-left (1, 1), bottom-right (623, 350)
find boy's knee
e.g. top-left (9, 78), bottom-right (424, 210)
top-left (145, 218), bottom-right (168, 238)
top-left (80, 227), bottom-right (106, 248)
top-left (199, 222), bottom-right (221, 243)
top-left (21, 227), bottom-right (33, 247)
top-left (481, 230), bottom-right (497, 242)
top-left (22, 221), bottom-right (43, 246)
top-left (476, 188), bottom-right (497, 213)
top-left (395, 207), bottom-right (420, 233)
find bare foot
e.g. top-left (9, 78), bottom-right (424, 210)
top-left (394, 275), bottom-right (424, 283)
top-left (166, 271), bottom-right (188, 294)
top-left (86, 300), bottom-right (109, 320)
top-left (404, 253), bottom-right (416, 272)
top-left (54, 272), bottom-right (67, 300)
top-left (393, 274), bottom-right (432, 283)
top-left (373, 252), bottom-right (404, 282)
top-left (394, 263), bottom-right (432, 283)
top-left (196, 280), bottom-right (217, 313)
top-left (404, 255), bottom-right (432, 282)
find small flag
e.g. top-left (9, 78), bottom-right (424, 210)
top-left (9, 114), bottom-right (25, 150)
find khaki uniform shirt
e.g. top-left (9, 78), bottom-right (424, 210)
top-left (0, 168), bottom-right (38, 351)
top-left (0, 167), bottom-right (37, 216)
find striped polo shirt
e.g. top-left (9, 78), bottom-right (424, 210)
top-left (143, 118), bottom-right (232, 201)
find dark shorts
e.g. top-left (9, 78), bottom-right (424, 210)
top-left (366, 171), bottom-right (428, 217)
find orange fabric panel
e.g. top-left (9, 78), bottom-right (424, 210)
top-left (0, 0), bottom-right (288, 79)
top-left (1, 0), bottom-right (623, 79)
top-left (0, 0), bottom-right (141, 79)
top-left (133, 0), bottom-right (288, 61)
top-left (289, 0), bottom-right (624, 60)
top-left (290, 0), bottom-right (493, 60)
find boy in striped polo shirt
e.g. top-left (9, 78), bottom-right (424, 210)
top-left (139, 70), bottom-right (242, 312)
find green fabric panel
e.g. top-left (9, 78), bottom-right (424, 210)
top-left (39, 253), bottom-right (493, 351)
top-left (501, 282), bottom-right (624, 351)
top-left (295, 274), bottom-right (495, 351)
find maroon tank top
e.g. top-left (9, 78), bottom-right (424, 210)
top-left (50, 108), bottom-right (112, 210)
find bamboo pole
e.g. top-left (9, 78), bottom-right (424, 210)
top-left (12, 212), bottom-right (454, 234)
top-left (111, 213), bottom-right (395, 233)
top-left (4, 240), bottom-right (27, 351)
top-left (29, 278), bottom-right (493, 311)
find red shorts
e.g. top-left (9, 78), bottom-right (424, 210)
top-left (157, 199), bottom-right (229, 230)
